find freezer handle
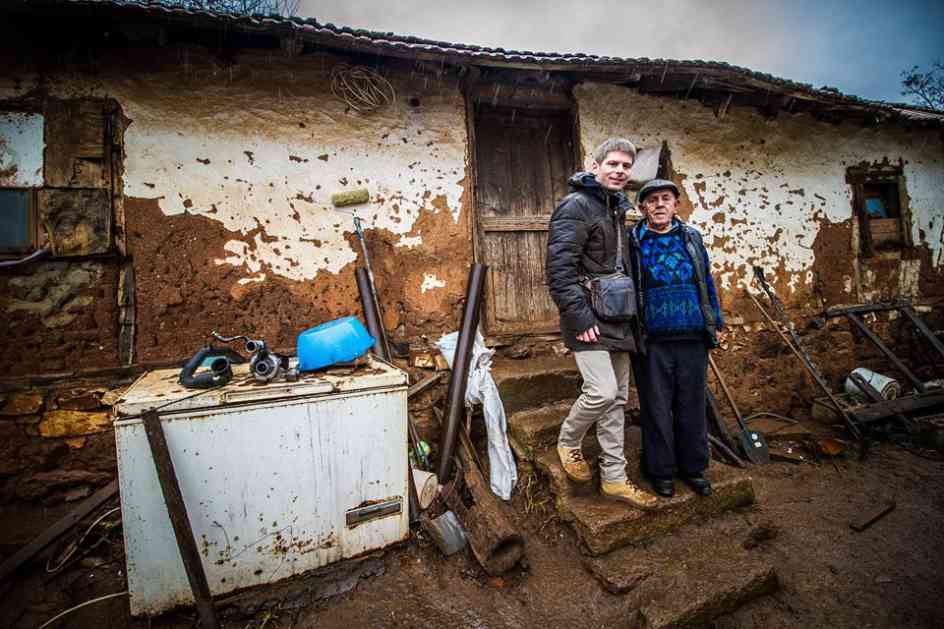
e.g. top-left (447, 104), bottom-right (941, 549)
top-left (222, 381), bottom-right (336, 404)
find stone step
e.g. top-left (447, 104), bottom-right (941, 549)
top-left (491, 355), bottom-right (581, 415)
top-left (534, 427), bottom-right (755, 556)
top-left (507, 401), bottom-right (574, 460)
top-left (585, 516), bottom-right (778, 628)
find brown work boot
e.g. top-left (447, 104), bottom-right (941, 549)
top-left (557, 445), bottom-right (592, 483)
top-left (601, 479), bottom-right (658, 510)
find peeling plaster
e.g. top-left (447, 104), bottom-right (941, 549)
top-left (0, 112), bottom-right (44, 187)
top-left (110, 70), bottom-right (466, 283)
top-left (395, 234), bottom-right (423, 249)
top-left (576, 83), bottom-right (944, 295)
top-left (420, 273), bottom-right (446, 293)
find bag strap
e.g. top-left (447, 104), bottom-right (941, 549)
top-left (614, 208), bottom-right (625, 274)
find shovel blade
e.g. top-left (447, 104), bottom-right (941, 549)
top-left (738, 429), bottom-right (770, 464)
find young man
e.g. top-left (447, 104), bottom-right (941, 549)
top-left (628, 179), bottom-right (722, 498)
top-left (545, 138), bottom-right (656, 510)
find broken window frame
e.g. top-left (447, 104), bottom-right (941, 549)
top-left (846, 166), bottom-right (913, 258)
top-left (0, 187), bottom-right (40, 256)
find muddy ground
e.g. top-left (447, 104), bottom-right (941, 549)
top-left (2, 430), bottom-right (943, 629)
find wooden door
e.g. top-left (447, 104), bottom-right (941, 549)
top-left (473, 105), bottom-right (577, 335)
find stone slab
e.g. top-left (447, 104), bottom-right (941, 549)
top-left (593, 520), bottom-right (778, 629)
top-left (492, 355), bottom-right (581, 415)
top-left (535, 428), bottom-right (755, 556)
top-left (507, 401), bottom-right (574, 459)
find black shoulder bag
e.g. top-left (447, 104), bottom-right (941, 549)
top-left (583, 219), bottom-right (637, 323)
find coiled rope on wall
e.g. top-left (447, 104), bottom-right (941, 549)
top-left (330, 64), bottom-right (396, 113)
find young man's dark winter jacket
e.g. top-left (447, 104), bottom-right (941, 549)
top-left (546, 172), bottom-right (637, 353)
top-left (627, 218), bottom-right (722, 350)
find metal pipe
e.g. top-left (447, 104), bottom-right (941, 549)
top-left (356, 266), bottom-right (388, 360)
top-left (436, 263), bottom-right (487, 482)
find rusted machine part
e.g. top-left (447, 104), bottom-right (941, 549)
top-left (848, 372), bottom-right (914, 433)
top-left (355, 266), bottom-right (389, 360)
top-left (436, 263), bottom-right (488, 483)
top-left (444, 430), bottom-right (525, 576)
top-left (749, 269), bottom-right (863, 440)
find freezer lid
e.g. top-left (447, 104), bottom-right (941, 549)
top-left (114, 355), bottom-right (408, 418)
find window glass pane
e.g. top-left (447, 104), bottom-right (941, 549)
top-left (864, 197), bottom-right (888, 218)
top-left (0, 190), bottom-right (31, 249)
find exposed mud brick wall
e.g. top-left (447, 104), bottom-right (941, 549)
top-left (1, 261), bottom-right (120, 375)
top-left (0, 97), bottom-right (122, 376)
top-left (0, 384), bottom-right (124, 504)
top-left (576, 83), bottom-right (944, 313)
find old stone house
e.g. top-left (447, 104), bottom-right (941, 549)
top-left (1, 0), bottom-right (942, 503)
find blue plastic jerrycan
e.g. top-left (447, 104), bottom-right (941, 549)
top-left (296, 316), bottom-right (375, 372)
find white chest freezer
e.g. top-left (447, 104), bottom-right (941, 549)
top-left (113, 357), bottom-right (409, 616)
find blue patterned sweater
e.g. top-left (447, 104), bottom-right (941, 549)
top-left (638, 222), bottom-right (722, 339)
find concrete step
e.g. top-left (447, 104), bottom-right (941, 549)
top-left (491, 355), bottom-right (581, 415)
top-left (586, 516), bottom-right (778, 628)
top-left (534, 427), bottom-right (755, 556)
top-left (507, 401), bottom-right (574, 461)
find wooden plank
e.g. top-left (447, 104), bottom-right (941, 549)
top-left (142, 409), bottom-right (219, 629)
top-left (845, 313), bottom-right (925, 392)
top-left (850, 501), bottom-right (896, 532)
top-left (44, 100), bottom-right (108, 189)
top-left (869, 218), bottom-right (901, 235)
top-left (0, 480), bottom-right (117, 583)
top-left (408, 372), bottom-right (444, 398)
top-left (480, 216), bottom-right (552, 231)
top-left (850, 391), bottom-right (944, 424)
top-left (901, 306), bottom-right (944, 362)
top-left (473, 104), bottom-right (574, 335)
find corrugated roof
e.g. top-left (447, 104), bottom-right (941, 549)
top-left (14, 0), bottom-right (944, 124)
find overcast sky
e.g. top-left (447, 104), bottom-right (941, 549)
top-left (295, 0), bottom-right (944, 104)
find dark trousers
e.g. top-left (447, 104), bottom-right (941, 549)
top-left (631, 339), bottom-right (709, 480)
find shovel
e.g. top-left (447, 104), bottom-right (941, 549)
top-left (707, 354), bottom-right (769, 464)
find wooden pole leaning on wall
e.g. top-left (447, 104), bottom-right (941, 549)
top-left (142, 409), bottom-right (219, 629)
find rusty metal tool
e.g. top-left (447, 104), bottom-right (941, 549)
top-left (708, 354), bottom-right (769, 464)
top-left (142, 409), bottom-right (219, 629)
top-left (749, 268), bottom-right (862, 440)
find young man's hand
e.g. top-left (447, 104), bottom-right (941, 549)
top-left (576, 325), bottom-right (601, 343)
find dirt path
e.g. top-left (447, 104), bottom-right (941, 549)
top-left (3, 444), bottom-right (942, 629)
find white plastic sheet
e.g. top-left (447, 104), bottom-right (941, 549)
top-left (437, 330), bottom-right (518, 500)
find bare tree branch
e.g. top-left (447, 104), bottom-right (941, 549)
top-left (901, 61), bottom-right (944, 112)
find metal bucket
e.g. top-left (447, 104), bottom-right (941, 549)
top-left (844, 367), bottom-right (900, 400)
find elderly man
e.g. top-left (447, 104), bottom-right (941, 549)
top-left (545, 138), bottom-right (656, 510)
top-left (628, 179), bottom-right (722, 498)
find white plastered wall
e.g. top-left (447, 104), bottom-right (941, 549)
top-left (576, 83), bottom-right (944, 300)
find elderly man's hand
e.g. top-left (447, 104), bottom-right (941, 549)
top-left (576, 325), bottom-right (601, 343)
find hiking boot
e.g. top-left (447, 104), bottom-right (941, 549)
top-left (557, 445), bottom-right (592, 483)
top-left (601, 479), bottom-right (658, 510)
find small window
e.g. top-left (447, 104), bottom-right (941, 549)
top-left (0, 189), bottom-right (37, 254)
top-left (847, 167), bottom-right (911, 257)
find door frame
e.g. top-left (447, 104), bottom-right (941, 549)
top-left (463, 76), bottom-right (582, 340)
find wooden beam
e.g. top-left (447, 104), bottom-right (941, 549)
top-left (0, 480), bottom-right (118, 583)
top-left (845, 313), bottom-right (925, 392)
top-left (480, 216), bottom-right (551, 232)
top-left (143, 409), bottom-right (219, 629)
top-left (850, 391), bottom-right (944, 424)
